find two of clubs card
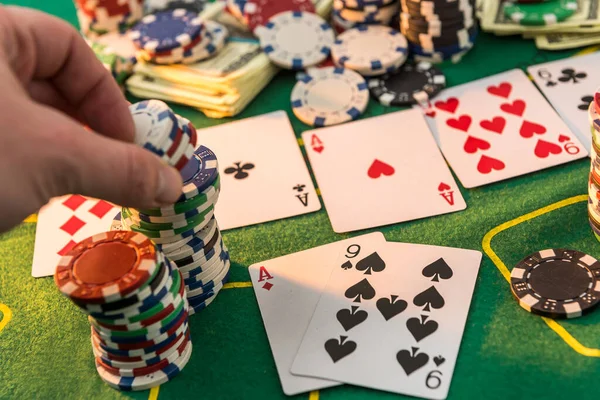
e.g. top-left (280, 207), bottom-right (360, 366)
top-left (421, 68), bottom-right (587, 188)
top-left (249, 232), bottom-right (482, 399)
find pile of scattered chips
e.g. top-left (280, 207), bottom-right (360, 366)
top-left (331, 0), bottom-right (400, 33)
top-left (130, 9), bottom-right (228, 65)
top-left (331, 25), bottom-right (408, 76)
top-left (587, 95), bottom-right (600, 240)
top-left (510, 249), bottom-right (600, 319)
top-left (256, 10), bottom-right (335, 70)
top-left (86, 33), bottom-right (138, 88)
top-left (121, 101), bottom-right (230, 315)
top-left (368, 61), bottom-right (446, 106)
top-left (502, 0), bottom-right (578, 26)
top-left (74, 0), bottom-right (144, 37)
top-left (145, 0), bottom-right (209, 14)
top-left (227, 0), bottom-right (317, 33)
top-left (400, 0), bottom-right (477, 63)
top-left (54, 231), bottom-right (192, 391)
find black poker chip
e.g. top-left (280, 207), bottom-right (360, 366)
top-left (368, 61), bottom-right (446, 106)
top-left (510, 249), bottom-right (600, 319)
top-left (405, 24), bottom-right (479, 48)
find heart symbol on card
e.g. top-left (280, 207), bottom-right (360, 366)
top-left (425, 109), bottom-right (436, 117)
top-left (313, 145), bottom-right (324, 153)
top-left (534, 139), bottom-right (562, 158)
top-left (446, 115), bottom-right (472, 132)
top-left (487, 82), bottom-right (512, 98)
top-left (477, 155), bottom-right (505, 174)
top-left (437, 182), bottom-right (451, 192)
top-left (558, 134), bottom-right (570, 143)
top-left (479, 116), bottom-right (506, 134)
top-left (464, 136), bottom-right (491, 154)
top-left (500, 99), bottom-right (526, 116)
top-left (519, 120), bottom-right (547, 138)
top-left (434, 97), bottom-right (459, 113)
top-left (367, 159), bottom-right (394, 179)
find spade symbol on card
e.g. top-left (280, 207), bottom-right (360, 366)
top-left (434, 355), bottom-right (446, 367)
top-left (422, 258), bottom-right (453, 282)
top-left (325, 336), bottom-right (357, 363)
top-left (407, 315), bottom-right (439, 342)
top-left (341, 260), bottom-right (353, 270)
top-left (376, 295), bottom-right (407, 321)
top-left (336, 306), bottom-right (368, 331)
top-left (396, 347), bottom-right (430, 376)
top-left (345, 278), bottom-right (376, 303)
top-left (224, 162), bottom-right (255, 180)
top-left (413, 286), bottom-right (445, 312)
top-left (355, 252), bottom-right (385, 275)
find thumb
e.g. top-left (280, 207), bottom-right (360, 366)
top-left (44, 110), bottom-right (183, 209)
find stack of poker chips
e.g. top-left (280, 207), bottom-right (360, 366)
top-left (130, 9), bottom-right (228, 65)
top-left (74, 0), bottom-right (144, 38)
top-left (331, 0), bottom-right (400, 33)
top-left (400, 0), bottom-right (478, 63)
top-left (587, 96), bottom-right (600, 241)
top-left (54, 231), bottom-right (192, 391)
top-left (120, 100), bottom-right (231, 316)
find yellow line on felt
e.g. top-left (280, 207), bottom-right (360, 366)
top-left (0, 304), bottom-right (12, 333)
top-left (308, 390), bottom-right (320, 400)
top-left (575, 46), bottom-right (600, 56)
top-left (148, 386), bottom-right (160, 400)
top-left (481, 194), bottom-right (600, 357)
top-left (223, 282), bottom-right (252, 289)
top-left (24, 214), bottom-right (37, 223)
top-left (298, 138), bottom-right (304, 146)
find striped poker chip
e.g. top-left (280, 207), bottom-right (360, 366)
top-left (178, 145), bottom-right (219, 201)
top-left (184, 249), bottom-right (229, 286)
top-left (256, 11), bottom-right (335, 70)
top-left (96, 338), bottom-right (192, 390)
top-left (177, 239), bottom-right (225, 272)
top-left (181, 244), bottom-right (227, 280)
top-left (54, 231), bottom-right (159, 304)
top-left (186, 260), bottom-right (230, 297)
top-left (162, 219), bottom-right (219, 261)
top-left (510, 249), bottom-right (600, 319)
top-left (129, 9), bottom-right (203, 53)
top-left (130, 100), bottom-right (181, 158)
top-left (169, 226), bottom-right (221, 263)
top-left (122, 206), bottom-right (215, 241)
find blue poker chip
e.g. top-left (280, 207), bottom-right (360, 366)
top-left (177, 145), bottom-right (219, 201)
top-left (96, 340), bottom-right (193, 391)
top-left (130, 9), bottom-right (203, 53)
top-left (184, 250), bottom-right (229, 286)
top-left (182, 245), bottom-right (227, 280)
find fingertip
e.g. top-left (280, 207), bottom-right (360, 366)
top-left (156, 165), bottom-right (183, 206)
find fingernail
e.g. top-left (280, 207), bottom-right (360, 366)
top-left (156, 166), bottom-right (182, 205)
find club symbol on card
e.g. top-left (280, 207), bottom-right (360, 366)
top-left (325, 336), bottom-right (357, 363)
top-left (367, 159), bottom-right (394, 179)
top-left (558, 68), bottom-right (587, 84)
top-left (336, 306), bottom-right (368, 331)
top-left (537, 69), bottom-right (557, 87)
top-left (225, 162), bottom-right (255, 180)
top-left (293, 184), bottom-right (309, 207)
top-left (422, 258), bottom-right (453, 282)
top-left (257, 266), bottom-right (274, 290)
top-left (578, 95), bottom-right (593, 111)
top-left (396, 347), bottom-right (430, 376)
top-left (407, 315), bottom-right (439, 342)
top-left (487, 82), bottom-right (512, 98)
top-left (356, 252), bottom-right (386, 275)
top-left (413, 286), bottom-right (445, 312)
top-left (376, 295), bottom-right (407, 321)
top-left (345, 278), bottom-right (376, 303)
top-left (433, 355), bottom-right (446, 367)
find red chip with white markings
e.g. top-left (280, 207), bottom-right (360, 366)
top-left (243, 0), bottom-right (316, 32)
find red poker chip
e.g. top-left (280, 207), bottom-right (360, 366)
top-left (242, 0), bottom-right (316, 32)
top-left (54, 231), bottom-right (159, 304)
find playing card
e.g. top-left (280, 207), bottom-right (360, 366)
top-left (196, 111), bottom-right (320, 230)
top-left (248, 232), bottom-right (386, 395)
top-left (422, 69), bottom-right (588, 188)
top-left (528, 52), bottom-right (600, 152)
top-left (31, 196), bottom-right (119, 277)
top-left (302, 109), bottom-right (466, 233)
top-left (291, 242), bottom-right (482, 400)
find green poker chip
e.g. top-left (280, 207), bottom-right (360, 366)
top-left (122, 203), bottom-right (215, 235)
top-left (503, 0), bottom-right (578, 26)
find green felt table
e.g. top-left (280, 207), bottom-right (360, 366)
top-left (1, 1), bottom-right (599, 399)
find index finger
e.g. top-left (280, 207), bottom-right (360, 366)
top-left (0, 6), bottom-right (134, 142)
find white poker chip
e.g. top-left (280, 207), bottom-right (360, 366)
top-left (129, 100), bottom-right (180, 157)
top-left (332, 25), bottom-right (409, 77)
top-left (290, 66), bottom-right (369, 127)
top-left (335, 1), bottom-right (400, 23)
top-left (255, 11), bottom-right (335, 70)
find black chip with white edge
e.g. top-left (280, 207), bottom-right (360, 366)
top-left (510, 249), bottom-right (600, 319)
top-left (368, 61), bottom-right (446, 106)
